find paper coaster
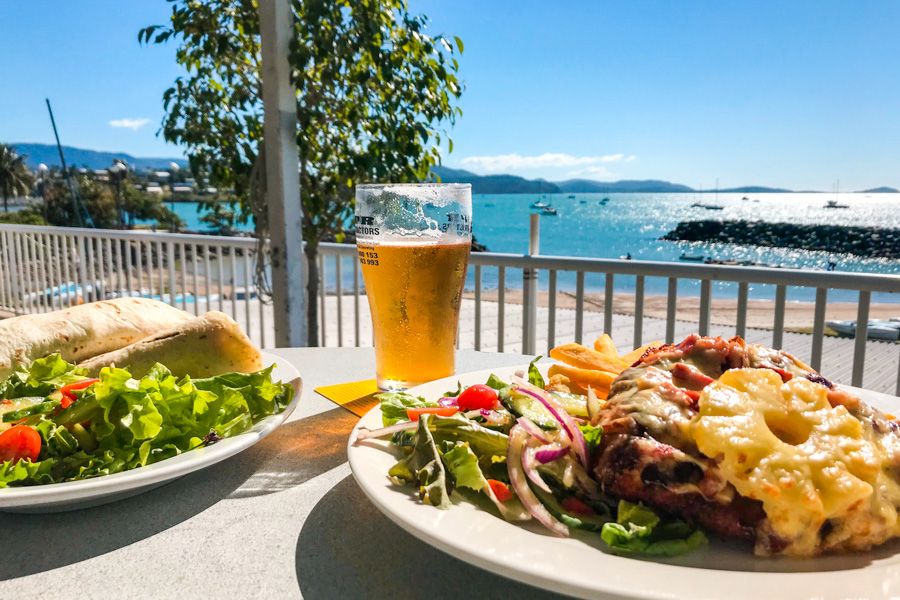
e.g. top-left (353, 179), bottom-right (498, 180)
top-left (314, 379), bottom-right (380, 417)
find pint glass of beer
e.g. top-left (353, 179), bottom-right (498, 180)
top-left (355, 183), bottom-right (472, 390)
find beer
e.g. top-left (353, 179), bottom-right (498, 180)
top-left (356, 182), bottom-right (472, 390)
top-left (359, 241), bottom-right (470, 388)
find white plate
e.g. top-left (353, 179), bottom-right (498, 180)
top-left (0, 351), bottom-right (302, 513)
top-left (348, 365), bottom-right (900, 600)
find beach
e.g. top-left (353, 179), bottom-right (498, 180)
top-left (467, 290), bottom-right (899, 331)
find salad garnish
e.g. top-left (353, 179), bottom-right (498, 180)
top-left (354, 357), bottom-right (706, 557)
top-left (0, 353), bottom-right (293, 487)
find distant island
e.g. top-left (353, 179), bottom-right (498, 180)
top-left (12, 143), bottom-right (189, 171)
top-left (859, 186), bottom-right (899, 193)
top-left (11, 143), bottom-right (899, 195)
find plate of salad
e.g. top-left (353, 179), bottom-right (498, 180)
top-left (0, 351), bottom-right (299, 512)
top-left (348, 361), bottom-right (900, 600)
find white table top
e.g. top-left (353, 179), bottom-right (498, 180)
top-left (0, 348), bottom-right (570, 599)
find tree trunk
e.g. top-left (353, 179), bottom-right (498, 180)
top-left (304, 239), bottom-right (320, 346)
top-left (3, 194), bottom-right (7, 213)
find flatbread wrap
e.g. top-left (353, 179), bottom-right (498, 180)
top-left (0, 298), bottom-right (193, 379)
top-left (79, 311), bottom-right (262, 378)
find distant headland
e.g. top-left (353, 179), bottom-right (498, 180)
top-left (10, 143), bottom-right (899, 196)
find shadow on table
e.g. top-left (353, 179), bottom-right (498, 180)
top-left (295, 475), bottom-right (571, 600)
top-left (0, 407), bottom-right (357, 581)
top-left (227, 407), bottom-right (358, 499)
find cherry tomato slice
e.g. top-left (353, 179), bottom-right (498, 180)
top-left (0, 425), bottom-right (41, 463)
top-left (487, 479), bottom-right (513, 502)
top-left (456, 384), bottom-right (499, 411)
top-left (561, 496), bottom-right (595, 516)
top-left (406, 406), bottom-right (459, 421)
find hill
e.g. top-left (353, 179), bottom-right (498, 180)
top-left (715, 186), bottom-right (792, 193)
top-left (556, 179), bottom-right (693, 193)
top-left (11, 143), bottom-right (188, 171)
top-left (858, 186), bottom-right (899, 193)
top-left (431, 166), bottom-right (559, 194)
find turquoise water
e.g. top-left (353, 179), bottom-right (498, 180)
top-left (168, 193), bottom-right (900, 302)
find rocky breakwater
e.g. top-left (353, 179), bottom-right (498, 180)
top-left (662, 220), bottom-right (900, 259)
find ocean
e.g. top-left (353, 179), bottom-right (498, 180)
top-left (165, 193), bottom-right (900, 303)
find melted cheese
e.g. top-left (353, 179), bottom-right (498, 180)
top-left (692, 369), bottom-right (900, 556)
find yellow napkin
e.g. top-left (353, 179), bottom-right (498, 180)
top-left (314, 379), bottom-right (380, 417)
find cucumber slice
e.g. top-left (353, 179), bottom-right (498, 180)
top-left (500, 389), bottom-right (558, 429)
top-left (549, 391), bottom-right (588, 418)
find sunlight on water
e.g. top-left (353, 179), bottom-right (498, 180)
top-left (168, 193), bottom-right (900, 302)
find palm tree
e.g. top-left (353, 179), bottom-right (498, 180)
top-left (0, 144), bottom-right (34, 212)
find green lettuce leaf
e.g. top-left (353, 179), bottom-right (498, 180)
top-left (601, 500), bottom-right (707, 556)
top-left (0, 359), bottom-right (293, 488)
top-left (428, 414), bottom-right (509, 458)
top-left (579, 424), bottom-right (603, 453)
top-left (388, 415), bottom-right (452, 508)
top-left (527, 356), bottom-right (545, 388)
top-left (376, 391), bottom-right (436, 426)
top-left (442, 441), bottom-right (488, 491)
top-left (0, 353), bottom-right (85, 399)
top-left (484, 374), bottom-right (509, 391)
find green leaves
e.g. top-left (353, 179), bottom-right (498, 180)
top-left (601, 501), bottom-right (708, 556)
top-left (376, 391), bottom-right (436, 426)
top-left (389, 415), bottom-right (452, 508)
top-left (141, 0), bottom-right (464, 340)
top-left (441, 441), bottom-right (488, 491)
top-left (0, 353), bottom-right (85, 400)
top-left (0, 359), bottom-right (293, 488)
top-left (527, 356), bottom-right (545, 388)
top-left (579, 424), bottom-right (603, 453)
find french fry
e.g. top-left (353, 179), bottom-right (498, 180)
top-left (593, 334), bottom-right (619, 358)
top-left (548, 363), bottom-right (615, 393)
top-left (549, 343), bottom-right (628, 373)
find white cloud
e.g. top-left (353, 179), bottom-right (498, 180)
top-left (625, 154), bottom-right (637, 162)
top-left (459, 152), bottom-right (627, 173)
top-left (109, 118), bottom-right (150, 131)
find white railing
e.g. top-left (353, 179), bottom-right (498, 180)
top-left (1, 224), bottom-right (898, 394)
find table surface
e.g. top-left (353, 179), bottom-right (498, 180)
top-left (0, 348), bottom-right (572, 600)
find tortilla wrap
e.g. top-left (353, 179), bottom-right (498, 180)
top-left (79, 311), bottom-right (262, 378)
top-left (0, 298), bottom-right (193, 379)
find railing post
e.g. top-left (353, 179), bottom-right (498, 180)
top-left (260, 0), bottom-right (306, 347)
top-left (522, 214), bottom-right (539, 355)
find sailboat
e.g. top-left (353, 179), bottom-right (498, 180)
top-left (690, 178), bottom-right (724, 210)
top-left (824, 179), bottom-right (849, 208)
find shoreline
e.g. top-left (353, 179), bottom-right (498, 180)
top-left (463, 289), bottom-right (899, 331)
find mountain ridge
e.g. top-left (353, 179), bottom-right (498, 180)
top-left (10, 143), bottom-right (897, 194)
top-left (12, 143), bottom-right (189, 171)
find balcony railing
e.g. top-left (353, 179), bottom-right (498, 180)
top-left (1, 223), bottom-right (898, 394)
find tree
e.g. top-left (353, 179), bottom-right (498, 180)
top-left (38, 174), bottom-right (182, 231)
top-left (200, 201), bottom-right (241, 236)
top-left (0, 144), bottom-right (34, 213)
top-left (140, 0), bottom-right (463, 344)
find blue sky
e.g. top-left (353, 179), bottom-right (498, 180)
top-left (2, 1), bottom-right (899, 190)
